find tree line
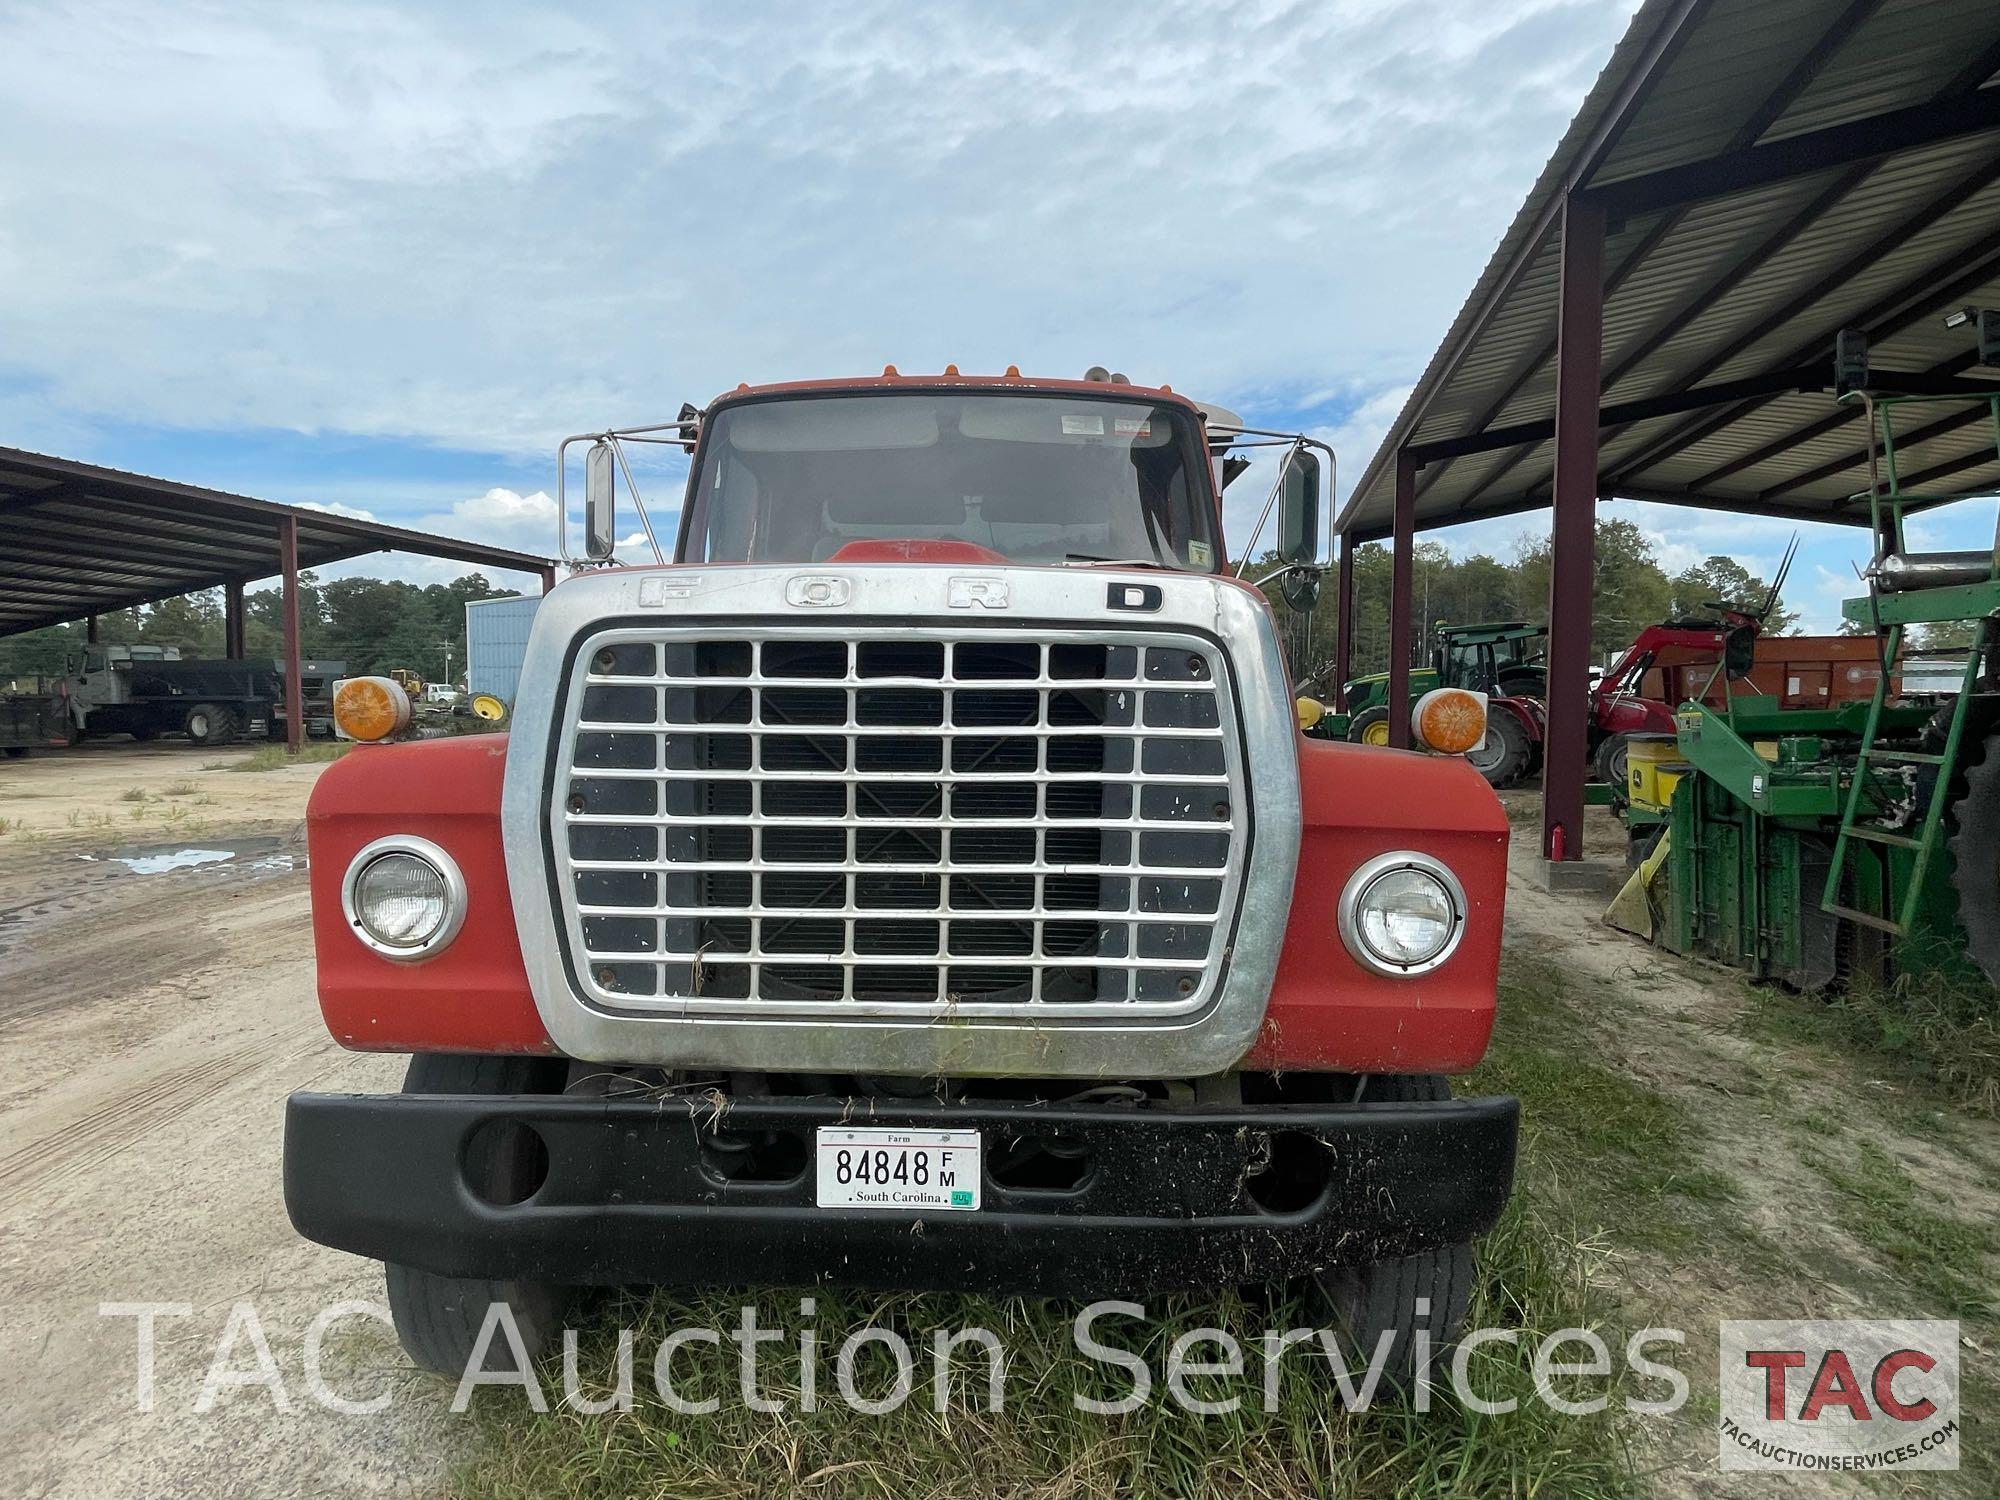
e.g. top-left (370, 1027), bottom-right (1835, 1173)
top-left (1257, 517), bottom-right (1803, 689)
top-left (1, 573), bottom-right (523, 684)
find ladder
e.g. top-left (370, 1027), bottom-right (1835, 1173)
top-left (1820, 392), bottom-right (1998, 938)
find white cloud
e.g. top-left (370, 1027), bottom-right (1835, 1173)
top-left (0, 0), bottom-right (1643, 460)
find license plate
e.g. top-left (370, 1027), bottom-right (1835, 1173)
top-left (814, 1127), bottom-right (981, 1211)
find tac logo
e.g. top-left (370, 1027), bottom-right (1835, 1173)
top-left (1719, 1320), bottom-right (1959, 1472)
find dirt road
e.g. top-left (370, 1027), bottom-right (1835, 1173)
top-left (0, 744), bottom-right (455, 1498)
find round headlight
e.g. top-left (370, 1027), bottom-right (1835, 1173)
top-left (342, 836), bottom-right (466, 960)
top-left (1338, 852), bottom-right (1466, 976)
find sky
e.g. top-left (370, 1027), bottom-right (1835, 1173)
top-left (4, 0), bottom-right (1995, 631)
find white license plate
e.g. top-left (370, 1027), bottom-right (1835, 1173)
top-left (814, 1127), bottom-right (981, 1211)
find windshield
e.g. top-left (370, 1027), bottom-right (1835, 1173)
top-left (678, 392), bottom-right (1221, 569)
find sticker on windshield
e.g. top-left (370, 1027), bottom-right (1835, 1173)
top-left (1113, 417), bottom-right (1152, 438)
top-left (1061, 413), bottom-right (1105, 436)
top-left (1188, 540), bottom-right (1212, 568)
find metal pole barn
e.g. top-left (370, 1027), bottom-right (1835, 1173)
top-left (1385, 448), bottom-right (1418, 748)
top-left (280, 516), bottom-right (303, 755)
top-left (1333, 538), bottom-right (1355, 709)
top-left (1542, 191), bottom-right (1605, 870)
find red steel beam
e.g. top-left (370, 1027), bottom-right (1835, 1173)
top-left (224, 579), bottom-right (246, 660)
top-left (280, 516), bottom-right (303, 755)
top-left (1333, 538), bottom-right (1355, 710)
top-left (1386, 450), bottom-right (1418, 748)
top-left (1544, 192), bottom-right (1604, 865)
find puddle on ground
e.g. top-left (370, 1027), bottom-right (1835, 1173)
top-left (74, 835), bottom-right (301, 877)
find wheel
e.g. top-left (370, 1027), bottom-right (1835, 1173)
top-left (1949, 729), bottom-right (2000, 989)
top-left (181, 704), bottom-right (240, 747)
top-left (1463, 710), bottom-right (1531, 788)
top-left (385, 1053), bottom-right (573, 1378)
top-left (1314, 1073), bottom-right (1476, 1396)
top-left (129, 725), bottom-right (159, 742)
top-left (1346, 706), bottom-right (1393, 747)
top-left (1594, 733), bottom-right (1632, 801)
top-left (3, 745), bottom-right (27, 759)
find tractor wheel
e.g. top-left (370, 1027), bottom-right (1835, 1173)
top-left (1948, 729), bottom-right (2000, 988)
top-left (1315, 1073), bottom-right (1476, 1396)
top-left (1594, 733), bottom-right (1632, 801)
top-left (1464, 710), bottom-right (1531, 788)
top-left (129, 725), bottom-right (159, 742)
top-left (1347, 706), bottom-right (1393, 747)
top-left (385, 1053), bottom-right (574, 1378)
top-left (182, 704), bottom-right (240, 748)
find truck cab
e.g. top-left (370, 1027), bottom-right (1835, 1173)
top-left (285, 370), bottom-right (1517, 1383)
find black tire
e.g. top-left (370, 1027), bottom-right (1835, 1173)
top-left (129, 725), bottom-right (159, 742)
top-left (1949, 729), bottom-right (2000, 989)
top-left (1594, 733), bottom-right (1632, 802)
top-left (1346, 705), bottom-right (1393, 747)
top-left (181, 704), bottom-right (240, 747)
top-left (1464, 710), bottom-right (1532, 788)
top-left (385, 1053), bottom-right (573, 1379)
top-left (1315, 1073), bottom-right (1476, 1397)
top-left (3, 745), bottom-right (27, 759)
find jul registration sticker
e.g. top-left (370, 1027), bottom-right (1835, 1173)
top-left (1719, 1320), bottom-right (1959, 1472)
top-left (815, 1127), bottom-right (981, 1211)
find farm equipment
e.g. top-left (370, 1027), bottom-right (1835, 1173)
top-left (61, 644), bottom-right (343, 745)
top-left (284, 367), bottom-right (1519, 1382)
top-left (0, 671), bottom-right (68, 757)
top-left (1611, 365), bottom-right (2000, 994)
top-left (1333, 621), bottom-right (1548, 786)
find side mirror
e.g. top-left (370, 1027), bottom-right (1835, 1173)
top-left (1279, 568), bottom-right (1321, 612)
top-left (1277, 447), bottom-right (1320, 566)
top-left (583, 440), bottom-right (617, 561)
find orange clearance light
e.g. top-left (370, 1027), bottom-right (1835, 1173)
top-left (943, 363), bottom-right (960, 376)
top-left (332, 675), bottom-right (412, 743)
top-left (1412, 687), bottom-right (1488, 756)
top-left (882, 363), bottom-right (899, 377)
top-left (1004, 364), bottom-right (1021, 378)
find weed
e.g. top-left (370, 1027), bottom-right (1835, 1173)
top-left (119, 787), bottom-right (150, 803)
top-left (163, 780), bottom-right (198, 797)
top-left (1807, 1139), bottom-right (1996, 1316)
top-left (230, 742), bottom-right (347, 772)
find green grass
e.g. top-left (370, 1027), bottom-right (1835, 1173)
top-left (228, 741), bottom-right (348, 772)
top-left (1737, 968), bottom-right (2000, 1118)
top-left (1806, 1138), bottom-right (1996, 1317)
top-left (454, 1207), bottom-right (1644, 1500)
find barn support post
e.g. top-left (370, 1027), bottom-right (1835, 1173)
top-left (280, 517), bottom-right (303, 754)
top-left (1386, 448), bottom-right (1418, 748)
top-left (1333, 537), bottom-right (1355, 709)
top-left (1542, 190), bottom-right (1605, 875)
top-left (85, 615), bottom-right (99, 645)
top-left (539, 564), bottom-right (557, 594)
top-left (224, 580), bottom-right (246, 660)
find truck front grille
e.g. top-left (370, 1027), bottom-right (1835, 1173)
top-left (552, 625), bottom-right (1248, 1019)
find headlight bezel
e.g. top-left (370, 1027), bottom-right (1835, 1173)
top-left (1336, 850), bottom-right (1467, 977)
top-left (341, 834), bottom-right (468, 961)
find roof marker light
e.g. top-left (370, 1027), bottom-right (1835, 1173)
top-left (882, 363), bottom-right (899, 377)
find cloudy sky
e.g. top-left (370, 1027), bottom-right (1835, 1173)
top-left (4, 0), bottom-right (1992, 628)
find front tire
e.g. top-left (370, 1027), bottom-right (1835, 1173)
top-left (1314, 1073), bottom-right (1476, 1396)
top-left (1346, 706), bottom-right (1393, 747)
top-left (385, 1053), bottom-right (574, 1378)
top-left (1594, 733), bottom-right (1632, 801)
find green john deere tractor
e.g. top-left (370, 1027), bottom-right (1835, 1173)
top-left (1334, 621), bottom-right (1549, 785)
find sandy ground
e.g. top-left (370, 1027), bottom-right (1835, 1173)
top-left (0, 743), bottom-right (456, 1499)
top-left (3, 748), bottom-right (1989, 1497)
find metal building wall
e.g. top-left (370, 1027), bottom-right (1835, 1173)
top-left (465, 595), bottom-right (542, 703)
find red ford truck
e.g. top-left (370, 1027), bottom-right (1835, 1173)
top-left (285, 370), bottom-right (1516, 1381)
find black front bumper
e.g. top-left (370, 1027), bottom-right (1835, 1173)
top-left (285, 1090), bottom-right (1518, 1295)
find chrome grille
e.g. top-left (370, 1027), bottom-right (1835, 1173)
top-left (552, 625), bottom-right (1248, 1020)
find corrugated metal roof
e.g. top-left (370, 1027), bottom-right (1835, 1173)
top-left (1341, 0), bottom-right (2000, 542)
top-left (0, 447), bottom-right (554, 636)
